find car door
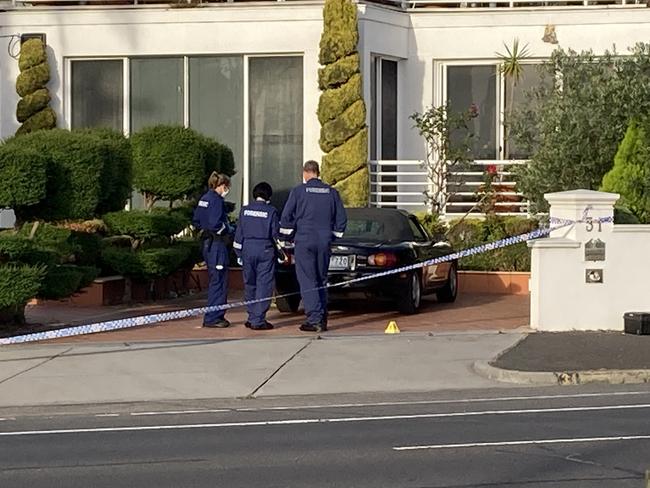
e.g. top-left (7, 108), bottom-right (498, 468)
top-left (408, 216), bottom-right (452, 290)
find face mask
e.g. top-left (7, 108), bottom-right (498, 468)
top-left (222, 188), bottom-right (230, 198)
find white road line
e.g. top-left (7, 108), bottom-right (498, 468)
top-left (2, 403), bottom-right (650, 437)
top-left (130, 409), bottom-right (230, 416)
top-left (94, 414), bottom-right (120, 418)
top-left (234, 391), bottom-right (650, 412)
top-left (393, 435), bottom-right (650, 451)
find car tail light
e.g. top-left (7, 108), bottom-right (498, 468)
top-left (368, 252), bottom-right (397, 267)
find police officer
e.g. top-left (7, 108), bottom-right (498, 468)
top-left (280, 160), bottom-right (347, 332)
top-left (233, 182), bottom-right (279, 331)
top-left (192, 172), bottom-right (232, 328)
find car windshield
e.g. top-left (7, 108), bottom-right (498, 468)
top-left (343, 209), bottom-right (416, 242)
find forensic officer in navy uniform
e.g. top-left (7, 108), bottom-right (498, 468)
top-left (192, 172), bottom-right (233, 328)
top-left (280, 160), bottom-right (347, 332)
top-left (233, 182), bottom-right (279, 331)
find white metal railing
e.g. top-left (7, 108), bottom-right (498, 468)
top-left (369, 159), bottom-right (530, 218)
top-left (6, 0), bottom-right (645, 8)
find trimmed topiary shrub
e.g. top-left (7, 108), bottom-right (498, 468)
top-left (77, 129), bottom-right (133, 215)
top-left (5, 130), bottom-right (109, 221)
top-left (103, 209), bottom-right (188, 241)
top-left (132, 126), bottom-right (208, 210)
top-left (39, 264), bottom-right (98, 300)
top-left (200, 135), bottom-right (236, 185)
top-left (318, 0), bottom-right (368, 207)
top-left (15, 39), bottom-right (56, 135)
top-left (601, 119), bottom-right (650, 223)
top-left (0, 264), bottom-right (46, 325)
top-left (100, 245), bottom-right (192, 281)
top-left (0, 144), bottom-right (48, 226)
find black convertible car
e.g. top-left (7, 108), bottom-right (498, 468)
top-left (275, 207), bottom-right (458, 315)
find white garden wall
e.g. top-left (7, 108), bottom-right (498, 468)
top-left (529, 190), bottom-right (650, 331)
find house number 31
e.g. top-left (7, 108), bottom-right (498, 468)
top-left (585, 218), bottom-right (602, 233)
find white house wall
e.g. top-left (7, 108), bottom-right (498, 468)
top-left (402, 6), bottom-right (650, 159)
top-left (3, 4), bottom-right (650, 170)
top-left (0, 4), bottom-right (324, 160)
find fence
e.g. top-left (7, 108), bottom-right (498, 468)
top-left (369, 159), bottom-right (529, 218)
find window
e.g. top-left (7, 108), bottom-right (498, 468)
top-left (189, 56), bottom-right (244, 207)
top-left (371, 57), bottom-right (399, 205)
top-left (71, 60), bottom-right (123, 130)
top-left (447, 65), bottom-right (497, 160)
top-left (67, 54), bottom-right (304, 210)
top-left (444, 62), bottom-right (544, 161)
top-left (249, 56), bottom-right (304, 209)
top-left (130, 57), bottom-right (184, 132)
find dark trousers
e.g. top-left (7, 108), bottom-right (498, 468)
top-left (295, 238), bottom-right (330, 324)
top-left (243, 245), bottom-right (276, 326)
top-left (203, 239), bottom-right (229, 325)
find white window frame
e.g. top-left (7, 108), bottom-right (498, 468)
top-left (435, 58), bottom-right (545, 161)
top-left (65, 53), bottom-right (305, 208)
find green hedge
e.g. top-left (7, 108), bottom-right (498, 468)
top-left (103, 209), bottom-right (188, 240)
top-left (39, 264), bottom-right (98, 300)
top-left (6, 130), bottom-right (106, 220)
top-left (101, 245), bottom-right (192, 281)
top-left (601, 120), bottom-right (650, 223)
top-left (5, 129), bottom-right (132, 221)
top-left (0, 234), bottom-right (56, 266)
top-left (445, 217), bottom-right (539, 272)
top-left (318, 53), bottom-right (360, 90)
top-left (0, 144), bottom-right (48, 223)
top-left (78, 129), bottom-right (133, 214)
top-left (132, 126), bottom-right (207, 208)
top-left (0, 264), bottom-right (46, 324)
top-left (15, 223), bottom-right (102, 267)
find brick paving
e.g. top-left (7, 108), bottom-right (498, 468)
top-left (12, 291), bottom-right (531, 343)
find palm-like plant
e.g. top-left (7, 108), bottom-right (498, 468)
top-left (497, 38), bottom-right (531, 159)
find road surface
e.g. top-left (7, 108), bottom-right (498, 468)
top-left (2, 385), bottom-right (650, 487)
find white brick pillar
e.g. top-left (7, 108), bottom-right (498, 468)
top-left (529, 189), bottom-right (622, 331)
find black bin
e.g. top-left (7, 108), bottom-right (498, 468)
top-left (624, 312), bottom-right (650, 335)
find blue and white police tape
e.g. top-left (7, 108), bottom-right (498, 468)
top-left (0, 213), bottom-right (613, 345)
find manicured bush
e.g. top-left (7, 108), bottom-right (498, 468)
top-left (614, 206), bottom-right (641, 224)
top-left (132, 126), bottom-right (208, 209)
top-left (445, 216), bottom-right (539, 272)
top-left (15, 222), bottom-right (102, 267)
top-left (0, 144), bottom-right (48, 225)
top-left (0, 264), bottom-right (46, 324)
top-left (0, 234), bottom-right (56, 266)
top-left (101, 245), bottom-right (192, 281)
top-left (601, 120), bottom-right (650, 223)
top-left (15, 39), bottom-right (56, 135)
top-left (318, 0), bottom-right (368, 207)
top-left (39, 264), bottom-right (98, 300)
top-left (103, 209), bottom-right (188, 240)
top-left (5, 130), bottom-right (108, 221)
top-left (200, 135), bottom-right (236, 184)
top-left (77, 129), bottom-right (133, 214)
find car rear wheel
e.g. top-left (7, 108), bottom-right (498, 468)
top-left (275, 293), bottom-right (301, 313)
top-left (398, 272), bottom-right (422, 315)
top-left (436, 263), bottom-right (458, 303)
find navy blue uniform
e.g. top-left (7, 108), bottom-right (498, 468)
top-left (233, 200), bottom-right (280, 327)
top-left (192, 190), bottom-right (231, 326)
top-left (280, 179), bottom-right (347, 325)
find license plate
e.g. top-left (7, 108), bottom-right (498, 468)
top-left (329, 255), bottom-right (350, 271)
